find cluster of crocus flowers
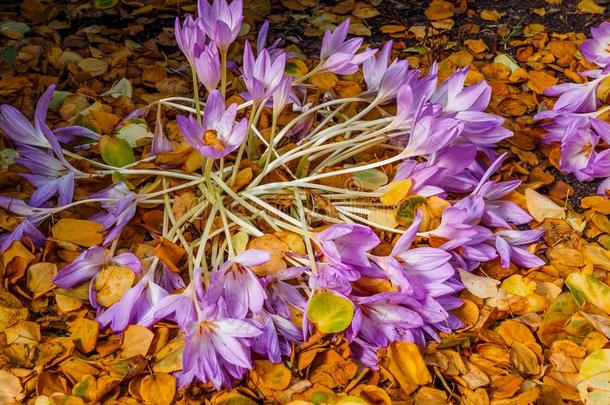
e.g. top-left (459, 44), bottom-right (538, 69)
top-left (534, 21), bottom-right (610, 195)
top-left (0, 0), bottom-right (553, 392)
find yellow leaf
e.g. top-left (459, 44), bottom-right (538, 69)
top-left (352, 2), bottom-right (379, 19)
top-left (5, 320), bottom-right (41, 345)
top-left (120, 325), bottom-right (154, 358)
top-left (27, 262), bottom-right (57, 298)
top-left (382, 341), bottom-right (431, 395)
top-left (93, 265), bottom-right (135, 307)
top-left (2, 241), bottom-right (35, 268)
top-left (525, 188), bottom-right (565, 222)
top-left (52, 219), bottom-right (104, 247)
top-left (464, 39), bottom-right (488, 54)
top-left (425, 0), bottom-right (454, 21)
top-left (380, 179), bottom-right (412, 206)
top-left (248, 234), bottom-right (289, 276)
top-left (231, 167), bottom-right (253, 192)
top-left (501, 275), bottom-right (537, 297)
top-left (380, 24), bottom-right (406, 34)
top-left (252, 360), bottom-right (292, 391)
top-left (309, 72), bottom-right (338, 91)
top-left (69, 318), bottom-right (99, 354)
top-left (577, 0), bottom-right (606, 14)
top-left (349, 22), bottom-right (371, 36)
top-left (480, 9), bottom-right (502, 21)
top-left (0, 369), bottom-right (23, 403)
top-left (527, 71), bottom-right (558, 94)
top-left (140, 373), bottom-right (176, 405)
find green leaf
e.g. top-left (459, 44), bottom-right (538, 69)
top-left (395, 195), bottom-right (426, 226)
top-left (0, 149), bottom-right (17, 170)
top-left (306, 292), bottom-right (354, 334)
top-left (116, 121), bottom-right (152, 147)
top-left (94, 0), bottom-right (118, 10)
top-left (0, 22), bottom-right (30, 39)
top-left (100, 78), bottom-right (132, 98)
top-left (580, 349), bottom-right (610, 380)
top-left (0, 46), bottom-right (17, 66)
top-left (537, 292), bottom-right (578, 346)
top-left (49, 91), bottom-right (71, 110)
top-left (494, 53), bottom-right (520, 73)
top-left (351, 169), bottom-right (388, 190)
top-left (99, 135), bottom-right (135, 168)
top-left (566, 272), bottom-right (610, 314)
top-left (577, 371), bottom-right (610, 405)
top-left (285, 59), bottom-right (308, 77)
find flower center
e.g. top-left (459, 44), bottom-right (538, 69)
top-left (198, 320), bottom-right (216, 335)
top-left (203, 129), bottom-right (225, 151)
top-left (581, 142), bottom-right (594, 159)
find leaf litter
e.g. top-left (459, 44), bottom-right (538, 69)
top-left (0, 0), bottom-right (609, 404)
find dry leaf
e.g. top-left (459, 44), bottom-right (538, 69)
top-left (525, 188), bottom-right (565, 222)
top-left (52, 219), bottom-right (104, 247)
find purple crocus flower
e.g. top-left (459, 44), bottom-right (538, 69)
top-left (318, 19), bottom-right (376, 75)
top-left (586, 149), bottom-right (610, 180)
top-left (469, 153), bottom-right (533, 228)
top-left (404, 105), bottom-right (463, 156)
top-left (178, 305), bottom-right (262, 389)
top-left (256, 20), bottom-right (282, 59)
top-left (314, 223), bottom-right (380, 267)
top-left (197, 0), bottom-right (243, 52)
top-left (252, 308), bottom-right (302, 363)
top-left (0, 197), bottom-right (52, 251)
top-left (90, 183), bottom-right (140, 245)
top-left (242, 41), bottom-right (287, 101)
top-left (177, 90), bottom-right (248, 159)
top-left (16, 146), bottom-right (78, 207)
top-left (0, 85), bottom-right (94, 207)
top-left (0, 84), bottom-right (98, 151)
top-left (97, 268), bottom-right (170, 332)
top-left (580, 22), bottom-right (610, 71)
top-left (537, 81), bottom-right (601, 117)
top-left (494, 229), bottom-right (545, 268)
top-left (193, 41), bottom-right (221, 93)
top-left (426, 197), bottom-right (497, 270)
top-left (53, 246), bottom-right (141, 289)
top-left (559, 123), bottom-right (598, 180)
top-left (257, 267), bottom-right (307, 362)
top-left (432, 68), bottom-right (491, 113)
top-left (346, 292), bottom-right (424, 368)
top-left (139, 268), bottom-right (205, 330)
top-left (151, 118), bottom-right (173, 155)
top-left (309, 262), bottom-right (361, 295)
top-left (273, 76), bottom-right (293, 118)
top-left (363, 40), bottom-right (410, 102)
top-left (174, 15), bottom-right (207, 62)
top-left (203, 249), bottom-right (269, 318)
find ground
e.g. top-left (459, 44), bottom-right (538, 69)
top-left (1, 0), bottom-right (610, 404)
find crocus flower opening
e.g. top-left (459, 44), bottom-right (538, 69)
top-left (580, 22), bottom-right (610, 70)
top-left (318, 19), bottom-right (376, 75)
top-left (363, 40), bottom-right (410, 102)
top-left (242, 41), bottom-right (288, 102)
top-left (203, 249), bottom-right (269, 318)
top-left (193, 41), bottom-right (222, 93)
top-left (197, 0), bottom-right (243, 52)
top-left (175, 15), bottom-right (207, 62)
top-left (180, 308), bottom-right (262, 389)
top-left (178, 90), bottom-right (248, 159)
